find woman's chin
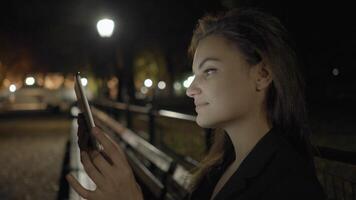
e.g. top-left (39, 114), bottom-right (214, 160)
top-left (196, 117), bottom-right (218, 129)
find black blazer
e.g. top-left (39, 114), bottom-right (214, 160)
top-left (188, 127), bottom-right (327, 200)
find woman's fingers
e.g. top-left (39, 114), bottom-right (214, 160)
top-left (89, 150), bottom-right (113, 177)
top-left (81, 151), bottom-right (104, 186)
top-left (66, 174), bottom-right (91, 199)
top-left (92, 127), bottom-right (126, 166)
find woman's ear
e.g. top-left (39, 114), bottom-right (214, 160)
top-left (254, 62), bottom-right (272, 92)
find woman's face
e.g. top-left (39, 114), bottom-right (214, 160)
top-left (186, 35), bottom-right (261, 128)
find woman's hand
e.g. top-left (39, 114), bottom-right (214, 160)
top-left (66, 126), bottom-right (143, 200)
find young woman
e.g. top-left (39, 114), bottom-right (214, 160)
top-left (67, 8), bottom-right (326, 200)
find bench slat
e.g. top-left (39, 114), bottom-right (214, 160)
top-left (126, 149), bottom-right (165, 198)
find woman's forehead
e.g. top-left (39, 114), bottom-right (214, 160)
top-left (192, 35), bottom-right (247, 70)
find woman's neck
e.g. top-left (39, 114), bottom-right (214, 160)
top-left (209, 113), bottom-right (272, 200)
top-left (223, 112), bottom-right (272, 163)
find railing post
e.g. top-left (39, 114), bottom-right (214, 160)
top-left (148, 103), bottom-right (156, 145)
top-left (126, 101), bottom-right (132, 129)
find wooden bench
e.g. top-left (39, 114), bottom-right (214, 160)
top-left (92, 107), bottom-right (192, 200)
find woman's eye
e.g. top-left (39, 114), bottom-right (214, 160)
top-left (204, 68), bottom-right (217, 76)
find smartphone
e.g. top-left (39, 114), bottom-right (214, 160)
top-left (74, 72), bottom-right (99, 151)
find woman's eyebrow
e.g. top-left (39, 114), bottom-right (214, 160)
top-left (193, 57), bottom-right (221, 74)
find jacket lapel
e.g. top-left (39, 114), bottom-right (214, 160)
top-left (213, 127), bottom-right (283, 200)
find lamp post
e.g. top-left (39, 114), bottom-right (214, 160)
top-left (95, 18), bottom-right (115, 99)
top-left (95, 17), bottom-right (135, 108)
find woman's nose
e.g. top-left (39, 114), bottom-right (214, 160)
top-left (186, 81), bottom-right (201, 98)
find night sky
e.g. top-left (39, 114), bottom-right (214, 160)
top-left (0, 0), bottom-right (355, 103)
top-left (0, 0), bottom-right (218, 71)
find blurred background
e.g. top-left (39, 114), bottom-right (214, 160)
top-left (0, 0), bottom-right (355, 199)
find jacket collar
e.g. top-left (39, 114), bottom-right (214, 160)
top-left (214, 127), bottom-right (283, 200)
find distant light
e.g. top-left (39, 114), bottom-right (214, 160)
top-left (332, 68), bottom-right (339, 76)
top-left (183, 75), bottom-right (195, 88)
top-left (25, 77), bottom-right (35, 86)
top-left (183, 81), bottom-right (188, 88)
top-left (158, 81), bottom-right (166, 90)
top-left (97, 19), bottom-right (115, 38)
top-left (144, 79), bottom-right (153, 88)
top-left (81, 78), bottom-right (88, 86)
top-left (9, 84), bottom-right (16, 93)
top-left (174, 82), bottom-right (182, 91)
top-left (141, 87), bottom-right (148, 94)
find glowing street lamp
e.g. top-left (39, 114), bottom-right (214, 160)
top-left (81, 77), bottom-right (88, 87)
top-left (96, 18), bottom-right (115, 38)
top-left (183, 75), bottom-right (194, 88)
top-left (332, 68), bottom-right (340, 76)
top-left (157, 81), bottom-right (166, 90)
top-left (25, 76), bottom-right (35, 86)
top-left (9, 84), bottom-right (16, 93)
top-left (144, 79), bottom-right (153, 88)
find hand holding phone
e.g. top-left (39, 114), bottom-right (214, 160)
top-left (74, 72), bottom-right (99, 151)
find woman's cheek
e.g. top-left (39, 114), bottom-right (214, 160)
top-left (220, 82), bottom-right (253, 118)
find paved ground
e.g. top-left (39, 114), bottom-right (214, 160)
top-left (0, 113), bottom-right (71, 200)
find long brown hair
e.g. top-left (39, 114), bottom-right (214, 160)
top-left (187, 7), bottom-right (318, 192)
